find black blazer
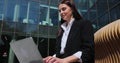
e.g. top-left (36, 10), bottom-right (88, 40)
top-left (56, 19), bottom-right (94, 63)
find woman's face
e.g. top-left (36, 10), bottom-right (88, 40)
top-left (59, 4), bottom-right (73, 22)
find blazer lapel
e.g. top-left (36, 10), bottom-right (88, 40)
top-left (66, 20), bottom-right (80, 46)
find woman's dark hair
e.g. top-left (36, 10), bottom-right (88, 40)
top-left (58, 0), bottom-right (83, 24)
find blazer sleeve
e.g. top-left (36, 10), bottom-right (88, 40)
top-left (80, 20), bottom-right (95, 63)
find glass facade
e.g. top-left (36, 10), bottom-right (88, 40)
top-left (0, 0), bottom-right (59, 63)
top-left (0, 0), bottom-right (120, 63)
top-left (83, 0), bottom-right (120, 31)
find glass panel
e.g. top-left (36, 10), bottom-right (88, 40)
top-left (79, 0), bottom-right (88, 10)
top-left (16, 23), bottom-right (39, 37)
top-left (108, 0), bottom-right (120, 8)
top-left (0, 0), bottom-right (5, 20)
top-left (82, 12), bottom-right (89, 19)
top-left (17, 0), bottom-right (28, 23)
top-left (98, 13), bottom-right (109, 28)
top-left (49, 8), bottom-right (58, 26)
top-left (28, 1), bottom-right (39, 24)
top-left (88, 0), bottom-right (95, 8)
top-left (50, 0), bottom-right (58, 6)
top-left (2, 21), bottom-right (16, 32)
top-left (25, 24), bottom-right (39, 35)
top-left (89, 6), bottom-right (97, 20)
top-left (97, 0), bottom-right (108, 16)
top-left (39, 6), bottom-right (48, 25)
top-left (110, 3), bottom-right (120, 22)
top-left (4, 0), bottom-right (17, 22)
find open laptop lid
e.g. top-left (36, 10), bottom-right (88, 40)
top-left (10, 37), bottom-right (44, 63)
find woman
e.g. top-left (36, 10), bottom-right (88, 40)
top-left (43, 0), bottom-right (94, 63)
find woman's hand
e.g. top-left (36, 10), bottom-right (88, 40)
top-left (43, 56), bottom-right (69, 63)
top-left (43, 55), bottom-right (79, 63)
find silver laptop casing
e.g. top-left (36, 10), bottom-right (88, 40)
top-left (10, 37), bottom-right (44, 63)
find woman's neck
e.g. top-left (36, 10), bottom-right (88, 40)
top-left (66, 16), bottom-right (74, 26)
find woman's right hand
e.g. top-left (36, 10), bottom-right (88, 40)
top-left (43, 56), bottom-right (66, 63)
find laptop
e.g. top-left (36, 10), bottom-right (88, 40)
top-left (10, 37), bottom-right (44, 63)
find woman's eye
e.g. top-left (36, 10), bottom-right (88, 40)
top-left (58, 7), bottom-right (66, 12)
top-left (62, 7), bottom-right (66, 11)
